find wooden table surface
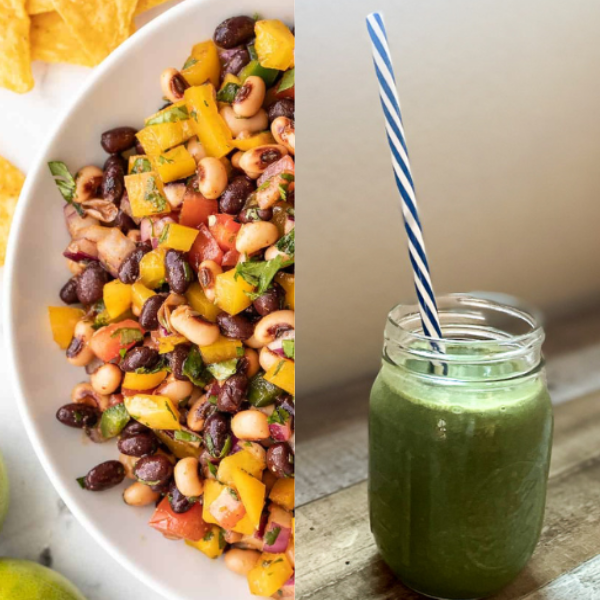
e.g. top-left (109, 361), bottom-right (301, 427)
top-left (296, 307), bottom-right (600, 599)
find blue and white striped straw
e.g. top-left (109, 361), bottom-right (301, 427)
top-left (366, 11), bottom-right (444, 344)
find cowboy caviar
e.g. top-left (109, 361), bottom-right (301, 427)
top-left (48, 14), bottom-right (294, 599)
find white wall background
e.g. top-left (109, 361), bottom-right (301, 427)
top-left (296, 0), bottom-right (600, 395)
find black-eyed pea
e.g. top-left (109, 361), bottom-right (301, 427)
top-left (259, 346), bottom-right (281, 372)
top-left (187, 395), bottom-right (214, 432)
top-left (90, 363), bottom-right (123, 395)
top-left (235, 221), bottom-right (279, 255)
top-left (233, 76), bottom-right (266, 118)
top-left (271, 116), bottom-right (295, 155)
top-left (231, 150), bottom-right (244, 170)
top-left (238, 145), bottom-right (288, 177)
top-left (223, 530), bottom-right (243, 544)
top-left (66, 320), bottom-right (95, 367)
top-left (123, 481), bottom-right (160, 507)
top-left (71, 382), bottom-right (110, 411)
top-left (197, 157), bottom-right (228, 200)
top-left (170, 305), bottom-right (220, 347)
top-left (220, 106), bottom-right (268, 138)
top-left (231, 410), bottom-right (270, 441)
top-left (224, 548), bottom-right (261, 576)
top-left (155, 375), bottom-right (194, 404)
top-left (243, 348), bottom-right (260, 378)
top-left (241, 441), bottom-right (267, 466)
top-left (75, 165), bottom-right (103, 203)
top-left (160, 67), bottom-right (189, 103)
top-left (173, 457), bottom-right (204, 497)
top-left (186, 137), bottom-right (206, 164)
top-left (198, 259), bottom-right (222, 303)
top-left (243, 334), bottom-right (264, 350)
top-left (253, 310), bottom-right (295, 346)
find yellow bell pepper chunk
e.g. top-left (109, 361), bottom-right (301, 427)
top-left (269, 478), bottom-right (294, 511)
top-left (234, 131), bottom-right (276, 151)
top-left (124, 172), bottom-right (170, 218)
top-left (139, 248), bottom-right (167, 289)
top-left (200, 336), bottom-right (243, 363)
top-left (124, 394), bottom-right (181, 430)
top-left (128, 154), bottom-right (154, 174)
top-left (155, 145), bottom-right (197, 184)
top-left (122, 370), bottom-right (168, 391)
top-left (158, 335), bottom-right (188, 354)
top-left (184, 84), bottom-right (233, 158)
top-left (181, 40), bottom-right (220, 88)
top-left (275, 272), bottom-right (294, 310)
top-left (103, 280), bottom-right (132, 319)
top-left (158, 222), bottom-right (199, 252)
top-left (231, 468), bottom-right (265, 530)
top-left (217, 448), bottom-right (265, 487)
top-left (186, 282), bottom-right (221, 322)
top-left (255, 20), bottom-right (295, 71)
top-left (264, 359), bottom-right (295, 395)
top-left (232, 513), bottom-right (256, 535)
top-left (202, 479), bottom-right (225, 525)
top-left (247, 553), bottom-right (294, 597)
top-left (136, 120), bottom-right (195, 156)
top-left (214, 269), bottom-right (253, 315)
top-left (131, 282), bottom-right (155, 313)
top-left (48, 306), bottom-right (85, 349)
top-left (185, 525), bottom-right (225, 559)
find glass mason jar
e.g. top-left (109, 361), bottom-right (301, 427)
top-left (369, 295), bottom-right (553, 600)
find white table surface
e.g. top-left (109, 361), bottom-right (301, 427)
top-left (0, 4), bottom-right (182, 598)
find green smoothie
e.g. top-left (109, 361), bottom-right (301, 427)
top-left (370, 349), bottom-right (553, 599)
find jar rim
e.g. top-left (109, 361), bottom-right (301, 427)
top-left (386, 294), bottom-right (545, 365)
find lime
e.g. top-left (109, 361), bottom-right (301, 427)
top-left (0, 449), bottom-right (8, 531)
top-left (0, 559), bottom-right (86, 600)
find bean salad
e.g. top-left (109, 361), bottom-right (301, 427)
top-left (47, 14), bottom-right (295, 599)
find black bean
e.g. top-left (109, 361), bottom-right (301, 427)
top-left (217, 373), bottom-right (248, 413)
top-left (117, 433), bottom-right (158, 457)
top-left (165, 249), bottom-right (192, 295)
top-left (84, 460), bottom-right (125, 491)
top-left (121, 346), bottom-right (159, 372)
top-left (189, 400), bottom-right (217, 431)
top-left (135, 140), bottom-right (145, 155)
top-left (216, 312), bottom-right (254, 340)
top-left (101, 127), bottom-right (138, 154)
top-left (108, 210), bottom-right (136, 234)
top-left (276, 394), bottom-right (295, 419)
top-left (214, 16), bottom-right (255, 49)
top-left (219, 176), bottom-right (254, 215)
top-left (268, 99), bottom-right (295, 123)
top-left (219, 47), bottom-right (250, 77)
top-left (266, 443), bottom-right (294, 478)
top-left (168, 481), bottom-right (193, 513)
top-left (252, 284), bottom-right (284, 316)
top-left (204, 413), bottom-right (231, 458)
top-left (168, 345), bottom-right (190, 381)
top-left (101, 155), bottom-right (126, 204)
top-left (121, 420), bottom-right (150, 437)
top-left (238, 207), bottom-right (273, 223)
top-left (56, 403), bottom-right (99, 429)
top-left (134, 454), bottom-right (173, 486)
top-left (118, 247), bottom-right (148, 285)
top-left (139, 294), bottom-right (166, 331)
top-left (60, 277), bottom-right (79, 305)
top-left (76, 262), bottom-right (109, 305)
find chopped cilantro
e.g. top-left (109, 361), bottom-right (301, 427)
top-left (130, 157), bottom-right (152, 174)
top-left (135, 356), bottom-right (170, 374)
top-left (76, 476), bottom-right (87, 489)
top-left (282, 339), bottom-right (295, 360)
top-left (174, 430), bottom-right (202, 444)
top-left (182, 56), bottom-right (198, 70)
top-left (158, 223), bottom-right (170, 244)
top-left (183, 346), bottom-right (211, 387)
top-left (157, 155), bottom-right (175, 165)
top-left (207, 462), bottom-right (217, 477)
top-left (208, 395), bottom-right (218, 405)
top-left (146, 105), bottom-right (189, 126)
top-left (235, 256), bottom-right (291, 301)
top-left (264, 526), bottom-right (281, 546)
top-left (216, 82), bottom-right (241, 103)
top-left (218, 529), bottom-right (226, 550)
top-left (119, 348), bottom-right (128, 359)
top-left (203, 529), bottom-right (214, 542)
top-left (100, 403), bottom-right (130, 438)
top-left (268, 407), bottom-right (289, 426)
top-left (111, 327), bottom-right (143, 345)
top-left (206, 359), bottom-right (238, 381)
top-left (48, 161), bottom-right (84, 216)
top-left (276, 229), bottom-right (294, 257)
top-left (144, 177), bottom-right (168, 212)
top-left (280, 173), bottom-right (294, 183)
top-left (273, 360), bottom-right (285, 376)
top-left (228, 488), bottom-right (239, 500)
top-left (278, 68), bottom-right (295, 93)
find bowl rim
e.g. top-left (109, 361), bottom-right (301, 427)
top-left (3, 0), bottom-right (292, 597)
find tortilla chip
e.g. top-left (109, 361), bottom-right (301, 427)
top-left (0, 0), bottom-right (34, 93)
top-left (31, 12), bottom-right (96, 67)
top-left (134, 0), bottom-right (173, 16)
top-left (0, 156), bottom-right (25, 266)
top-left (52, 0), bottom-right (138, 66)
top-left (25, 0), bottom-right (52, 14)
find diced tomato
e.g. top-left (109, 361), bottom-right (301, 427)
top-left (149, 497), bottom-right (210, 542)
top-left (276, 85), bottom-right (294, 100)
top-left (180, 191), bottom-right (218, 228)
top-left (208, 214), bottom-right (241, 252)
top-left (90, 320), bottom-right (145, 363)
top-left (222, 248), bottom-right (240, 268)
top-left (188, 223), bottom-right (223, 271)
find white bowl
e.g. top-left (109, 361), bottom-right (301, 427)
top-left (3, 1), bottom-right (294, 598)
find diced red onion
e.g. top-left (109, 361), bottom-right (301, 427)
top-left (257, 156), bottom-right (295, 187)
top-left (263, 523), bottom-right (291, 553)
top-left (267, 330), bottom-right (294, 355)
top-left (151, 216), bottom-right (177, 248)
top-left (269, 421), bottom-right (292, 442)
top-left (280, 577), bottom-right (295, 598)
top-left (63, 238), bottom-right (99, 262)
top-left (97, 228), bottom-right (136, 277)
top-left (140, 218), bottom-right (153, 243)
top-left (164, 182), bottom-right (186, 209)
